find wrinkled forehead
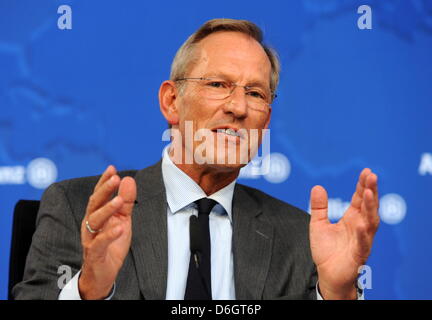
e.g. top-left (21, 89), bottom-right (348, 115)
top-left (189, 32), bottom-right (272, 88)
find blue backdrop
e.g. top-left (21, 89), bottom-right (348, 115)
top-left (1, 0), bottom-right (431, 300)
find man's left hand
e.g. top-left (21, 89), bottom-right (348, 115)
top-left (309, 168), bottom-right (380, 300)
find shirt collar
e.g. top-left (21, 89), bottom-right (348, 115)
top-left (161, 145), bottom-right (236, 221)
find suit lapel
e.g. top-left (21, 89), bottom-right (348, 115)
top-left (130, 161), bottom-right (168, 299)
top-left (232, 185), bottom-right (274, 300)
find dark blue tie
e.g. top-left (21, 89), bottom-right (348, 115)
top-left (184, 198), bottom-right (217, 300)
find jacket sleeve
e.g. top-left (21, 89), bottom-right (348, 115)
top-left (12, 182), bottom-right (83, 300)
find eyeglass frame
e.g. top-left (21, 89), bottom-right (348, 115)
top-left (174, 77), bottom-right (277, 107)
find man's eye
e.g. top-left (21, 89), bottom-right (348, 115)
top-left (247, 91), bottom-right (265, 99)
top-left (207, 81), bottom-right (226, 88)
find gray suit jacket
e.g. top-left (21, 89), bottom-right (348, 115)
top-left (13, 160), bottom-right (317, 300)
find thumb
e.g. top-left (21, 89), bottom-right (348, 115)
top-left (310, 185), bottom-right (329, 223)
top-left (117, 176), bottom-right (137, 216)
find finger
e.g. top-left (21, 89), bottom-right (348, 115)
top-left (310, 185), bottom-right (329, 223)
top-left (87, 174), bottom-right (121, 215)
top-left (117, 177), bottom-right (137, 216)
top-left (94, 165), bottom-right (117, 192)
top-left (352, 168), bottom-right (371, 206)
top-left (89, 224), bottom-right (124, 256)
top-left (362, 188), bottom-right (380, 225)
top-left (87, 196), bottom-right (124, 231)
top-left (365, 173), bottom-right (379, 208)
top-left (350, 168), bottom-right (372, 209)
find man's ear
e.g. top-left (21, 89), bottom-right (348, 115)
top-left (159, 80), bottom-right (180, 126)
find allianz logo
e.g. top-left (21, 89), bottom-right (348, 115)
top-left (419, 153), bottom-right (432, 176)
top-left (0, 158), bottom-right (57, 189)
top-left (239, 152), bottom-right (291, 184)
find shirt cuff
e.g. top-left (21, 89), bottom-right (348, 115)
top-left (58, 270), bottom-right (116, 300)
top-left (316, 282), bottom-right (364, 300)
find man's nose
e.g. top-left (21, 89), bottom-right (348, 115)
top-left (222, 86), bottom-right (248, 118)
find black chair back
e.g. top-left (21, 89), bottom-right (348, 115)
top-left (8, 200), bottom-right (40, 300)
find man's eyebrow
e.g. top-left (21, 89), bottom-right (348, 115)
top-left (245, 81), bottom-right (269, 89)
top-left (202, 72), bottom-right (270, 89)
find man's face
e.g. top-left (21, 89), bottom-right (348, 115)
top-left (174, 31), bottom-right (272, 171)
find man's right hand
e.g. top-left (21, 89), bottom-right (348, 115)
top-left (78, 165), bottom-right (137, 300)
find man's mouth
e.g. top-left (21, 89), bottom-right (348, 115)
top-left (210, 125), bottom-right (244, 139)
top-left (215, 128), bottom-right (241, 137)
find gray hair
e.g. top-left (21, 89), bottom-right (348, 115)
top-left (170, 18), bottom-right (280, 97)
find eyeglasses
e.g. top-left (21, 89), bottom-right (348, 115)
top-left (175, 77), bottom-right (276, 112)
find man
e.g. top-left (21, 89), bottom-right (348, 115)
top-left (13, 18), bottom-right (379, 300)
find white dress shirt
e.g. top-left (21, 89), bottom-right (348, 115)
top-left (162, 146), bottom-right (236, 299)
